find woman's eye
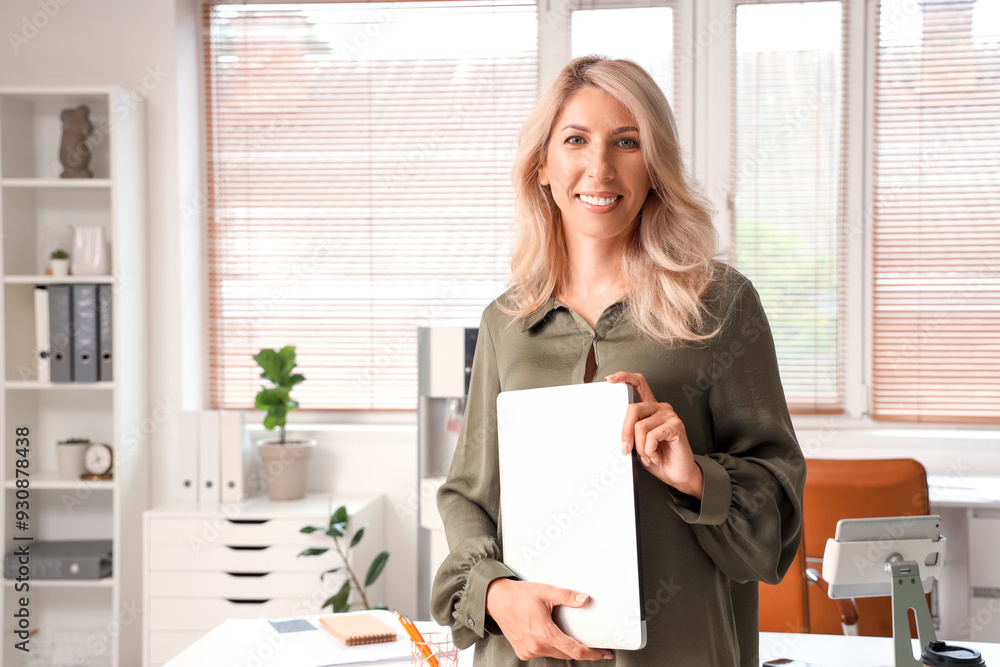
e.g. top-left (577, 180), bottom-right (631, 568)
top-left (618, 137), bottom-right (639, 149)
top-left (565, 136), bottom-right (584, 145)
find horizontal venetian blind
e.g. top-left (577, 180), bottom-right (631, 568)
top-left (203, 1), bottom-right (537, 410)
top-left (872, 0), bottom-right (1000, 423)
top-left (730, 1), bottom-right (847, 413)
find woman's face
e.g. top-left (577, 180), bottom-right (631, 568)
top-left (538, 86), bottom-right (651, 242)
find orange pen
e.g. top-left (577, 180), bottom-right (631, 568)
top-left (396, 613), bottom-right (440, 667)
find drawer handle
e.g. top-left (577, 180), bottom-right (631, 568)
top-left (226, 572), bottom-right (270, 578)
top-left (226, 519), bottom-right (271, 525)
top-left (225, 545), bottom-right (270, 551)
top-left (225, 598), bottom-right (271, 605)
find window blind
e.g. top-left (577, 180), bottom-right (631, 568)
top-left (871, 0), bottom-right (1000, 423)
top-left (203, 1), bottom-right (538, 410)
top-left (730, 1), bottom-right (848, 413)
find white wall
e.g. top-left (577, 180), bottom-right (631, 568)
top-left (0, 0), bottom-right (420, 617)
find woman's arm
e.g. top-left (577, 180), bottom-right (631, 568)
top-left (430, 309), bottom-right (517, 648)
top-left (675, 279), bottom-right (806, 585)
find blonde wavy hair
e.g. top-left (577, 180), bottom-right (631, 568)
top-left (498, 55), bottom-right (733, 346)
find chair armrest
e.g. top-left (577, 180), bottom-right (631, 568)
top-left (806, 567), bottom-right (860, 634)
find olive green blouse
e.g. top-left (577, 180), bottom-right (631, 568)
top-left (430, 263), bottom-right (806, 667)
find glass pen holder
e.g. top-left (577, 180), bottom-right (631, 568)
top-left (410, 631), bottom-right (458, 667)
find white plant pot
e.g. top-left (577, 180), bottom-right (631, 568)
top-left (50, 258), bottom-right (70, 277)
top-left (256, 437), bottom-right (317, 501)
top-left (57, 443), bottom-right (88, 480)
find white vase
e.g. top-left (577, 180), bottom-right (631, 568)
top-left (71, 226), bottom-right (110, 276)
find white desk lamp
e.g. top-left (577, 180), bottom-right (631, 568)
top-left (821, 515), bottom-right (948, 667)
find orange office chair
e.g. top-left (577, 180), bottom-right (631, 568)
top-left (760, 458), bottom-right (929, 637)
top-left (803, 458), bottom-right (930, 637)
top-left (759, 538), bottom-right (811, 633)
top-left (759, 527), bottom-right (859, 635)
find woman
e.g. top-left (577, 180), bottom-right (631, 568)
top-left (431, 55), bottom-right (805, 666)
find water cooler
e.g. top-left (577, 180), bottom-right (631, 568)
top-left (416, 323), bottom-right (478, 620)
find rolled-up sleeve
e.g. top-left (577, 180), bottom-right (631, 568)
top-left (430, 306), bottom-right (517, 649)
top-left (665, 278), bottom-right (806, 586)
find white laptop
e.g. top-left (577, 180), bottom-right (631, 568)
top-left (496, 381), bottom-right (646, 650)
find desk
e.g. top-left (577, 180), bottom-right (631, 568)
top-left (165, 618), bottom-right (1000, 667)
top-left (927, 474), bottom-right (1000, 642)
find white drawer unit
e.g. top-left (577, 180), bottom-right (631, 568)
top-left (969, 510), bottom-right (1000, 589)
top-left (143, 493), bottom-right (385, 667)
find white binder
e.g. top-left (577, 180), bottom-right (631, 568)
top-left (34, 286), bottom-right (50, 381)
top-left (199, 410), bottom-right (221, 502)
top-left (176, 411), bottom-right (201, 501)
top-left (496, 381), bottom-right (646, 650)
top-left (219, 410), bottom-right (252, 502)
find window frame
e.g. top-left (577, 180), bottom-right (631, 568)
top-left (195, 0), bottom-right (1000, 441)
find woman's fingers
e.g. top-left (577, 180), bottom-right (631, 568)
top-left (606, 371), bottom-right (656, 403)
top-left (548, 631), bottom-right (613, 661)
top-left (619, 401), bottom-right (658, 456)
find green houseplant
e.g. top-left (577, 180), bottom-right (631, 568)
top-left (50, 248), bottom-right (70, 277)
top-left (299, 505), bottom-right (390, 612)
top-left (253, 346), bottom-right (316, 500)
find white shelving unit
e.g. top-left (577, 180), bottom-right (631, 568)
top-left (0, 87), bottom-right (148, 667)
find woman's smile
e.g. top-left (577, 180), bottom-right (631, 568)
top-left (576, 192), bottom-right (621, 212)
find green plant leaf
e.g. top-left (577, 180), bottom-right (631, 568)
top-left (329, 580), bottom-right (351, 613)
top-left (300, 525), bottom-right (323, 534)
top-left (365, 550), bottom-right (390, 587)
top-left (320, 567), bottom-right (341, 581)
top-left (350, 523), bottom-right (369, 548)
top-left (330, 506), bottom-right (348, 526)
top-left (298, 548), bottom-right (329, 557)
top-left (326, 523), bottom-right (347, 538)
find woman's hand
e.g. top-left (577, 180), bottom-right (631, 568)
top-left (485, 578), bottom-right (614, 661)
top-left (606, 371), bottom-right (704, 500)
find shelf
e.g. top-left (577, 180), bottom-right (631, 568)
top-left (4, 275), bottom-right (114, 284)
top-left (3, 578), bottom-right (113, 588)
top-left (2, 178), bottom-right (112, 188)
top-left (4, 470), bottom-right (114, 490)
top-left (4, 381), bottom-right (114, 390)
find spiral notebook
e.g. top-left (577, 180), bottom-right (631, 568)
top-left (319, 613), bottom-right (398, 646)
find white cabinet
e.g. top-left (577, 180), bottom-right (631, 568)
top-left (0, 87), bottom-right (147, 667)
top-left (143, 493), bottom-right (386, 667)
top-left (967, 508), bottom-right (1000, 642)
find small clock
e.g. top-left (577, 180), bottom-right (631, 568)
top-left (81, 443), bottom-right (113, 481)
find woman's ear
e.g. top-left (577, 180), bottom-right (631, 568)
top-left (537, 166), bottom-right (549, 187)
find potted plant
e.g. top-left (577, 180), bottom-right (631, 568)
top-left (50, 249), bottom-right (70, 277)
top-left (57, 436), bottom-right (90, 480)
top-left (254, 345), bottom-right (315, 500)
top-left (299, 505), bottom-right (390, 612)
